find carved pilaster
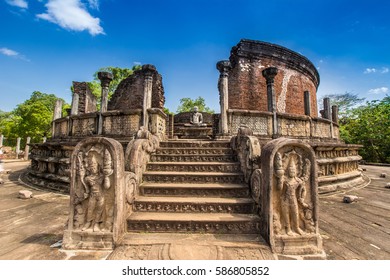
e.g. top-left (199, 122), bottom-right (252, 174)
top-left (262, 67), bottom-right (279, 138)
top-left (217, 60), bottom-right (231, 135)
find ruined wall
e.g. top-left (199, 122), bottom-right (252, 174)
top-left (228, 40), bottom-right (319, 117)
top-left (72, 82), bottom-right (97, 114)
top-left (107, 65), bottom-right (165, 111)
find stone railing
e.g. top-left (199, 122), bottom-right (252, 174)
top-left (227, 109), bottom-right (339, 141)
top-left (230, 125), bottom-right (261, 185)
top-left (52, 108), bottom-right (167, 140)
top-left (125, 127), bottom-right (160, 196)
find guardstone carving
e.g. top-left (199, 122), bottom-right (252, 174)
top-left (260, 138), bottom-right (324, 257)
top-left (63, 137), bottom-right (127, 250)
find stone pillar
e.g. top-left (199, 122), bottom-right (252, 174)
top-left (217, 60), bottom-right (231, 135)
top-left (15, 137), bottom-right (21, 159)
top-left (97, 72), bottom-right (113, 135)
top-left (332, 105), bottom-right (339, 124)
top-left (142, 65), bottom-right (155, 130)
top-left (304, 91), bottom-right (311, 116)
top-left (52, 99), bottom-right (63, 136)
top-left (24, 137), bottom-right (31, 161)
top-left (42, 137), bottom-right (47, 143)
top-left (262, 67), bottom-right (279, 138)
top-left (70, 92), bottom-right (79, 115)
top-left (98, 72), bottom-right (113, 113)
top-left (0, 134), bottom-right (3, 147)
top-left (323, 98), bottom-right (331, 120)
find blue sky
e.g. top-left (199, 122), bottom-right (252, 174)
top-left (1, 0), bottom-right (389, 113)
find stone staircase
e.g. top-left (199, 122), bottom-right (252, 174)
top-left (126, 140), bottom-right (261, 235)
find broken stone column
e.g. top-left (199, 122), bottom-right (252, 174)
top-left (63, 137), bottom-right (128, 250)
top-left (52, 99), bottom-right (63, 136)
top-left (332, 105), bottom-right (339, 124)
top-left (70, 91), bottom-right (79, 115)
top-left (260, 138), bottom-right (324, 258)
top-left (142, 65), bottom-right (155, 130)
top-left (262, 67), bottom-right (279, 138)
top-left (97, 72), bottom-right (113, 135)
top-left (217, 60), bottom-right (231, 135)
top-left (24, 137), bottom-right (31, 161)
top-left (323, 98), bottom-right (331, 120)
top-left (304, 91), bottom-right (311, 116)
top-left (42, 137), bottom-right (47, 143)
top-left (15, 137), bottom-right (21, 159)
top-left (0, 134), bottom-right (3, 147)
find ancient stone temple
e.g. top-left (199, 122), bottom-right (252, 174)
top-left (26, 39), bottom-right (367, 259)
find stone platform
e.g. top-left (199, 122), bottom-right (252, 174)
top-left (1, 161), bottom-right (389, 260)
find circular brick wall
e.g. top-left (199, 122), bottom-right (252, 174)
top-left (228, 39), bottom-right (320, 117)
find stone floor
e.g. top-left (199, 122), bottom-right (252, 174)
top-left (0, 160), bottom-right (389, 260)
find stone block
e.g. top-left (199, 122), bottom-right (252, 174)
top-left (343, 195), bottom-right (358, 203)
top-left (385, 183), bottom-right (390, 189)
top-left (18, 190), bottom-right (33, 199)
top-left (380, 173), bottom-right (386, 178)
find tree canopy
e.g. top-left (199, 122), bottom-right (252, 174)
top-left (320, 92), bottom-right (365, 119)
top-left (0, 91), bottom-right (67, 144)
top-left (84, 65), bottom-right (141, 101)
top-left (339, 95), bottom-right (390, 163)
top-left (176, 97), bottom-right (215, 113)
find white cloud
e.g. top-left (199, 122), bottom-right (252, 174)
top-left (5, 0), bottom-right (28, 9)
top-left (368, 87), bottom-right (389, 94)
top-left (364, 68), bottom-right (376, 74)
top-left (36, 0), bottom-right (104, 36)
top-left (0, 47), bottom-right (30, 61)
top-left (0, 47), bottom-right (19, 56)
top-left (381, 67), bottom-right (389, 74)
top-left (88, 0), bottom-right (99, 10)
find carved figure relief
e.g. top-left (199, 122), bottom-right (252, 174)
top-left (72, 144), bottom-right (115, 232)
top-left (273, 149), bottom-right (314, 236)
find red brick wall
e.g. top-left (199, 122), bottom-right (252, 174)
top-left (227, 41), bottom-right (319, 117)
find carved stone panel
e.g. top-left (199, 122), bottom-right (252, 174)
top-left (231, 115), bottom-right (269, 136)
top-left (260, 138), bottom-right (324, 257)
top-left (63, 137), bottom-right (126, 250)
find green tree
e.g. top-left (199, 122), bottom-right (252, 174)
top-left (341, 96), bottom-right (390, 163)
top-left (176, 97), bottom-right (215, 113)
top-left (320, 92), bottom-right (365, 119)
top-left (0, 91), bottom-right (68, 143)
top-left (84, 65), bottom-right (142, 101)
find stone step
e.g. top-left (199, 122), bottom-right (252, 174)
top-left (146, 162), bottom-right (241, 173)
top-left (127, 212), bottom-right (261, 234)
top-left (140, 183), bottom-right (250, 198)
top-left (133, 196), bottom-right (255, 214)
top-left (150, 154), bottom-right (238, 163)
top-left (159, 141), bottom-right (231, 148)
top-left (155, 147), bottom-right (234, 155)
top-left (143, 171), bottom-right (244, 184)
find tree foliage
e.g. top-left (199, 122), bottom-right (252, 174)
top-left (320, 92), bottom-right (365, 119)
top-left (339, 95), bottom-right (390, 163)
top-left (85, 65), bottom-right (142, 101)
top-left (0, 91), bottom-right (67, 143)
top-left (176, 97), bottom-right (215, 113)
